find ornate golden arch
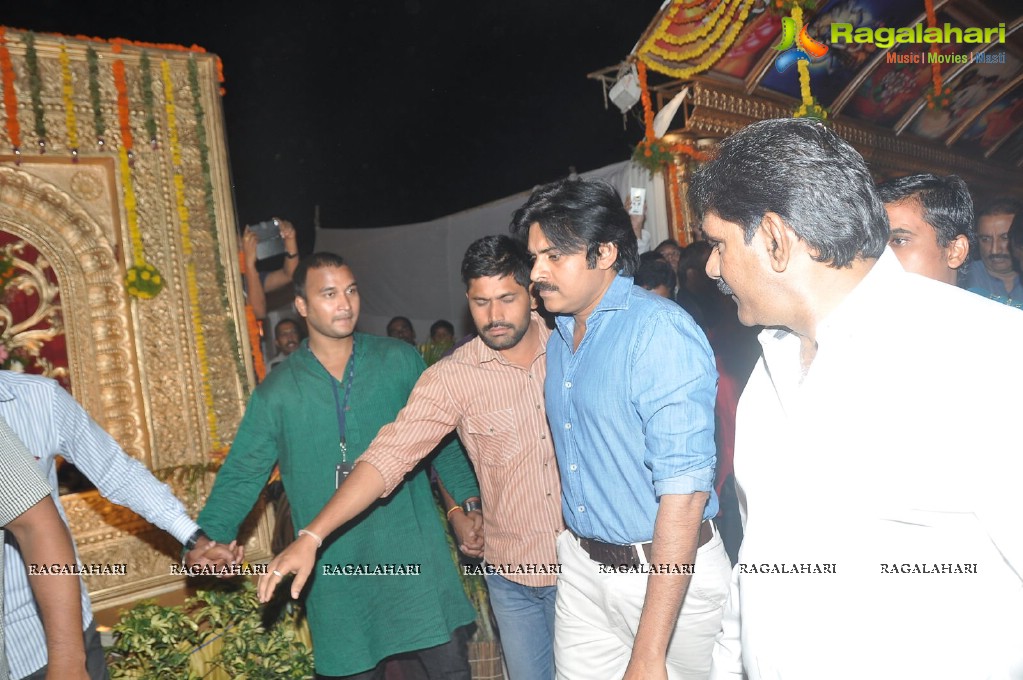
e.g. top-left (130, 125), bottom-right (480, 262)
top-left (0, 161), bottom-right (150, 460)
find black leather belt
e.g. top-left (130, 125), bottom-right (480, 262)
top-left (575, 520), bottom-right (714, 568)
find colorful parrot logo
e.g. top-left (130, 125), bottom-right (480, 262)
top-left (773, 16), bottom-right (829, 73)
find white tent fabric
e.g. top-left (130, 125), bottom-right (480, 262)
top-left (311, 160), bottom-right (670, 339)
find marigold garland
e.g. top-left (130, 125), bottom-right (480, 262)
top-left (790, 6), bottom-right (828, 121)
top-left (922, 0), bottom-right (951, 111)
top-left (111, 44), bottom-right (134, 155)
top-left (162, 58), bottom-right (220, 447)
top-left (654, 0), bottom-right (733, 47)
top-left (85, 47), bottom-right (106, 148)
top-left (118, 144), bottom-right (165, 299)
top-left (632, 60), bottom-right (711, 175)
top-left (666, 161), bottom-right (688, 246)
top-left (188, 55), bottom-right (246, 389)
top-left (23, 32), bottom-right (46, 152)
top-left (667, 0), bottom-right (723, 26)
top-left (0, 27), bottom-right (21, 155)
top-left (639, 0), bottom-right (754, 80)
top-left (240, 251), bottom-right (267, 382)
top-left (58, 43), bottom-right (80, 158)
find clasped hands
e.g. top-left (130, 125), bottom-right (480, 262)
top-left (183, 535), bottom-right (244, 576)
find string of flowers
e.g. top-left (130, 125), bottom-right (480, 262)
top-left (118, 145), bottom-right (163, 298)
top-left (85, 47), bottom-right (106, 148)
top-left (666, 161), bottom-right (688, 246)
top-left (188, 55), bottom-right (246, 389)
top-left (139, 51), bottom-right (158, 147)
top-left (654, 0), bottom-right (732, 46)
top-left (0, 27), bottom-right (21, 157)
top-left (923, 0), bottom-right (951, 110)
top-left (162, 58), bottom-right (220, 447)
top-left (240, 251), bottom-right (267, 381)
top-left (663, 0), bottom-right (723, 26)
top-left (111, 42), bottom-right (134, 159)
top-left (632, 60), bottom-right (711, 174)
top-left (23, 32), bottom-right (46, 153)
top-left (58, 43), bottom-right (80, 160)
top-left (639, 0), bottom-right (753, 80)
top-left (790, 6), bottom-right (828, 120)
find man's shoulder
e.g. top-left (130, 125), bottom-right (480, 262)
top-left (0, 370), bottom-right (60, 399)
top-left (361, 333), bottom-right (424, 364)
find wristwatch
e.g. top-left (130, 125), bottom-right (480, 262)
top-left (461, 498), bottom-right (482, 514)
top-left (184, 528), bottom-right (208, 551)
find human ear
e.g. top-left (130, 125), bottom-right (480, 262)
top-left (946, 234), bottom-right (969, 270)
top-left (760, 212), bottom-right (794, 273)
top-left (596, 242), bottom-right (619, 271)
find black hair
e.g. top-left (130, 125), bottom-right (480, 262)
top-left (510, 179), bottom-right (640, 276)
top-left (676, 241), bottom-right (713, 290)
top-left (430, 319), bottom-right (454, 337)
top-left (690, 118), bottom-right (888, 268)
top-left (293, 252), bottom-right (347, 299)
top-left (877, 173), bottom-right (974, 247)
top-left (1010, 212), bottom-right (1023, 247)
top-left (634, 258), bottom-right (677, 293)
top-left (655, 239), bottom-right (682, 253)
top-left (274, 318), bottom-right (301, 336)
top-left (386, 316), bottom-right (414, 331)
top-left (460, 235), bottom-right (532, 290)
top-left (977, 198), bottom-right (1022, 220)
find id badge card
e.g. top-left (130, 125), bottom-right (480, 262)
top-left (336, 462), bottom-right (353, 489)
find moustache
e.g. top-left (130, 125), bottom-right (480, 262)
top-left (483, 322), bottom-right (514, 332)
top-left (988, 255), bottom-right (1011, 260)
top-left (716, 278), bottom-right (734, 296)
top-left (533, 282), bottom-right (559, 293)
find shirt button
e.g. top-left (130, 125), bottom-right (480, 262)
top-left (569, 464), bottom-right (577, 471)
top-left (578, 505), bottom-right (585, 512)
top-left (565, 423), bottom-right (571, 430)
top-left (540, 434), bottom-right (546, 440)
top-left (565, 381), bottom-right (572, 388)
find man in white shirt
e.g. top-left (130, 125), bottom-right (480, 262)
top-left (694, 118), bottom-right (1023, 679)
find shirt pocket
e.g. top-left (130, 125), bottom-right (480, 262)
top-left (463, 409), bottom-right (521, 466)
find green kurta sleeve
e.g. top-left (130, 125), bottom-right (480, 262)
top-left (197, 388), bottom-right (280, 543)
top-left (430, 435), bottom-right (479, 505)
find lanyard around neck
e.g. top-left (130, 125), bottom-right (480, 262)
top-left (311, 339), bottom-right (356, 462)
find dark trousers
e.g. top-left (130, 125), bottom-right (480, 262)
top-left (315, 626), bottom-right (471, 680)
top-left (22, 618), bottom-right (109, 680)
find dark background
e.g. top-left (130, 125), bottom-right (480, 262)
top-left (4, 1), bottom-right (663, 250)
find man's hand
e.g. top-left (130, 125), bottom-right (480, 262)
top-left (277, 218), bottom-right (297, 243)
top-left (259, 532), bottom-right (319, 602)
top-left (630, 212), bottom-right (646, 240)
top-left (623, 658), bottom-right (668, 680)
top-left (450, 509), bottom-right (484, 557)
top-left (184, 536), bottom-right (244, 578)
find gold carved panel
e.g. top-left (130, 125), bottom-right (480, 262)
top-left (0, 32), bottom-right (272, 610)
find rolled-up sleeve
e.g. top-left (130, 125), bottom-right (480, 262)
top-left (631, 308), bottom-right (718, 498)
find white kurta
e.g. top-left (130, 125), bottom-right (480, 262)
top-left (715, 249), bottom-right (1023, 680)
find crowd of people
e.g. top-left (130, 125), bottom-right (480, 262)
top-left (2, 117), bottom-right (1022, 680)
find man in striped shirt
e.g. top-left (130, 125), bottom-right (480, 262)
top-left (262, 235), bottom-right (564, 680)
top-left (0, 372), bottom-right (227, 680)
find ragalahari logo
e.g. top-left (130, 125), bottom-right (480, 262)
top-left (773, 17), bottom-right (829, 73)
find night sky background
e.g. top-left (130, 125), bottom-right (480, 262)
top-left (3, 1), bottom-right (665, 251)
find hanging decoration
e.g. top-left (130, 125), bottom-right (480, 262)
top-left (23, 32), bottom-right (46, 153)
top-left (111, 42), bottom-right (135, 161)
top-left (140, 51), bottom-right (158, 147)
top-left (0, 27), bottom-right (21, 158)
top-left (85, 47), bottom-right (106, 149)
top-left (638, 0), bottom-right (754, 80)
top-left (162, 58), bottom-right (220, 447)
top-left (240, 250), bottom-right (267, 382)
top-left (922, 0), bottom-right (952, 110)
top-left (631, 60), bottom-right (710, 176)
top-left (188, 55), bottom-right (246, 389)
top-left (58, 43), bottom-right (80, 160)
top-left (773, 4), bottom-right (829, 121)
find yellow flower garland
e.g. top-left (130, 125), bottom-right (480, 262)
top-left (118, 147), bottom-right (164, 298)
top-left (161, 58), bottom-right (220, 448)
top-left (790, 6), bottom-right (828, 120)
top-left (652, 0), bottom-right (733, 46)
top-left (58, 43), bottom-right (79, 157)
top-left (640, 0), bottom-right (753, 80)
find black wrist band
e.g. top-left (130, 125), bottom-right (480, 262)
top-left (184, 528), bottom-right (208, 551)
top-left (461, 499), bottom-right (482, 514)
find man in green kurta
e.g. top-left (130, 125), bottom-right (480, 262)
top-left (195, 252), bottom-right (478, 679)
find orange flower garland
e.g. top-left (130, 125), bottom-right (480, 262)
top-left (59, 43), bottom-right (80, 159)
top-left (633, 60), bottom-right (710, 174)
top-left (0, 27), bottom-right (21, 155)
top-left (639, 0), bottom-right (754, 80)
top-left (666, 161), bottom-right (688, 246)
top-left (162, 58), bottom-right (220, 447)
top-left (111, 44), bottom-right (134, 156)
top-left (239, 250), bottom-right (267, 382)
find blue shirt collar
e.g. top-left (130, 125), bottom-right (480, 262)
top-left (553, 274), bottom-right (634, 344)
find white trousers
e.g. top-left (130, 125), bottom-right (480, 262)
top-left (554, 527), bottom-right (731, 680)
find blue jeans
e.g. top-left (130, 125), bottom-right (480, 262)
top-left (484, 572), bottom-right (556, 680)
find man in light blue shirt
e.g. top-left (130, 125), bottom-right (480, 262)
top-left (512, 179), bottom-right (730, 680)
